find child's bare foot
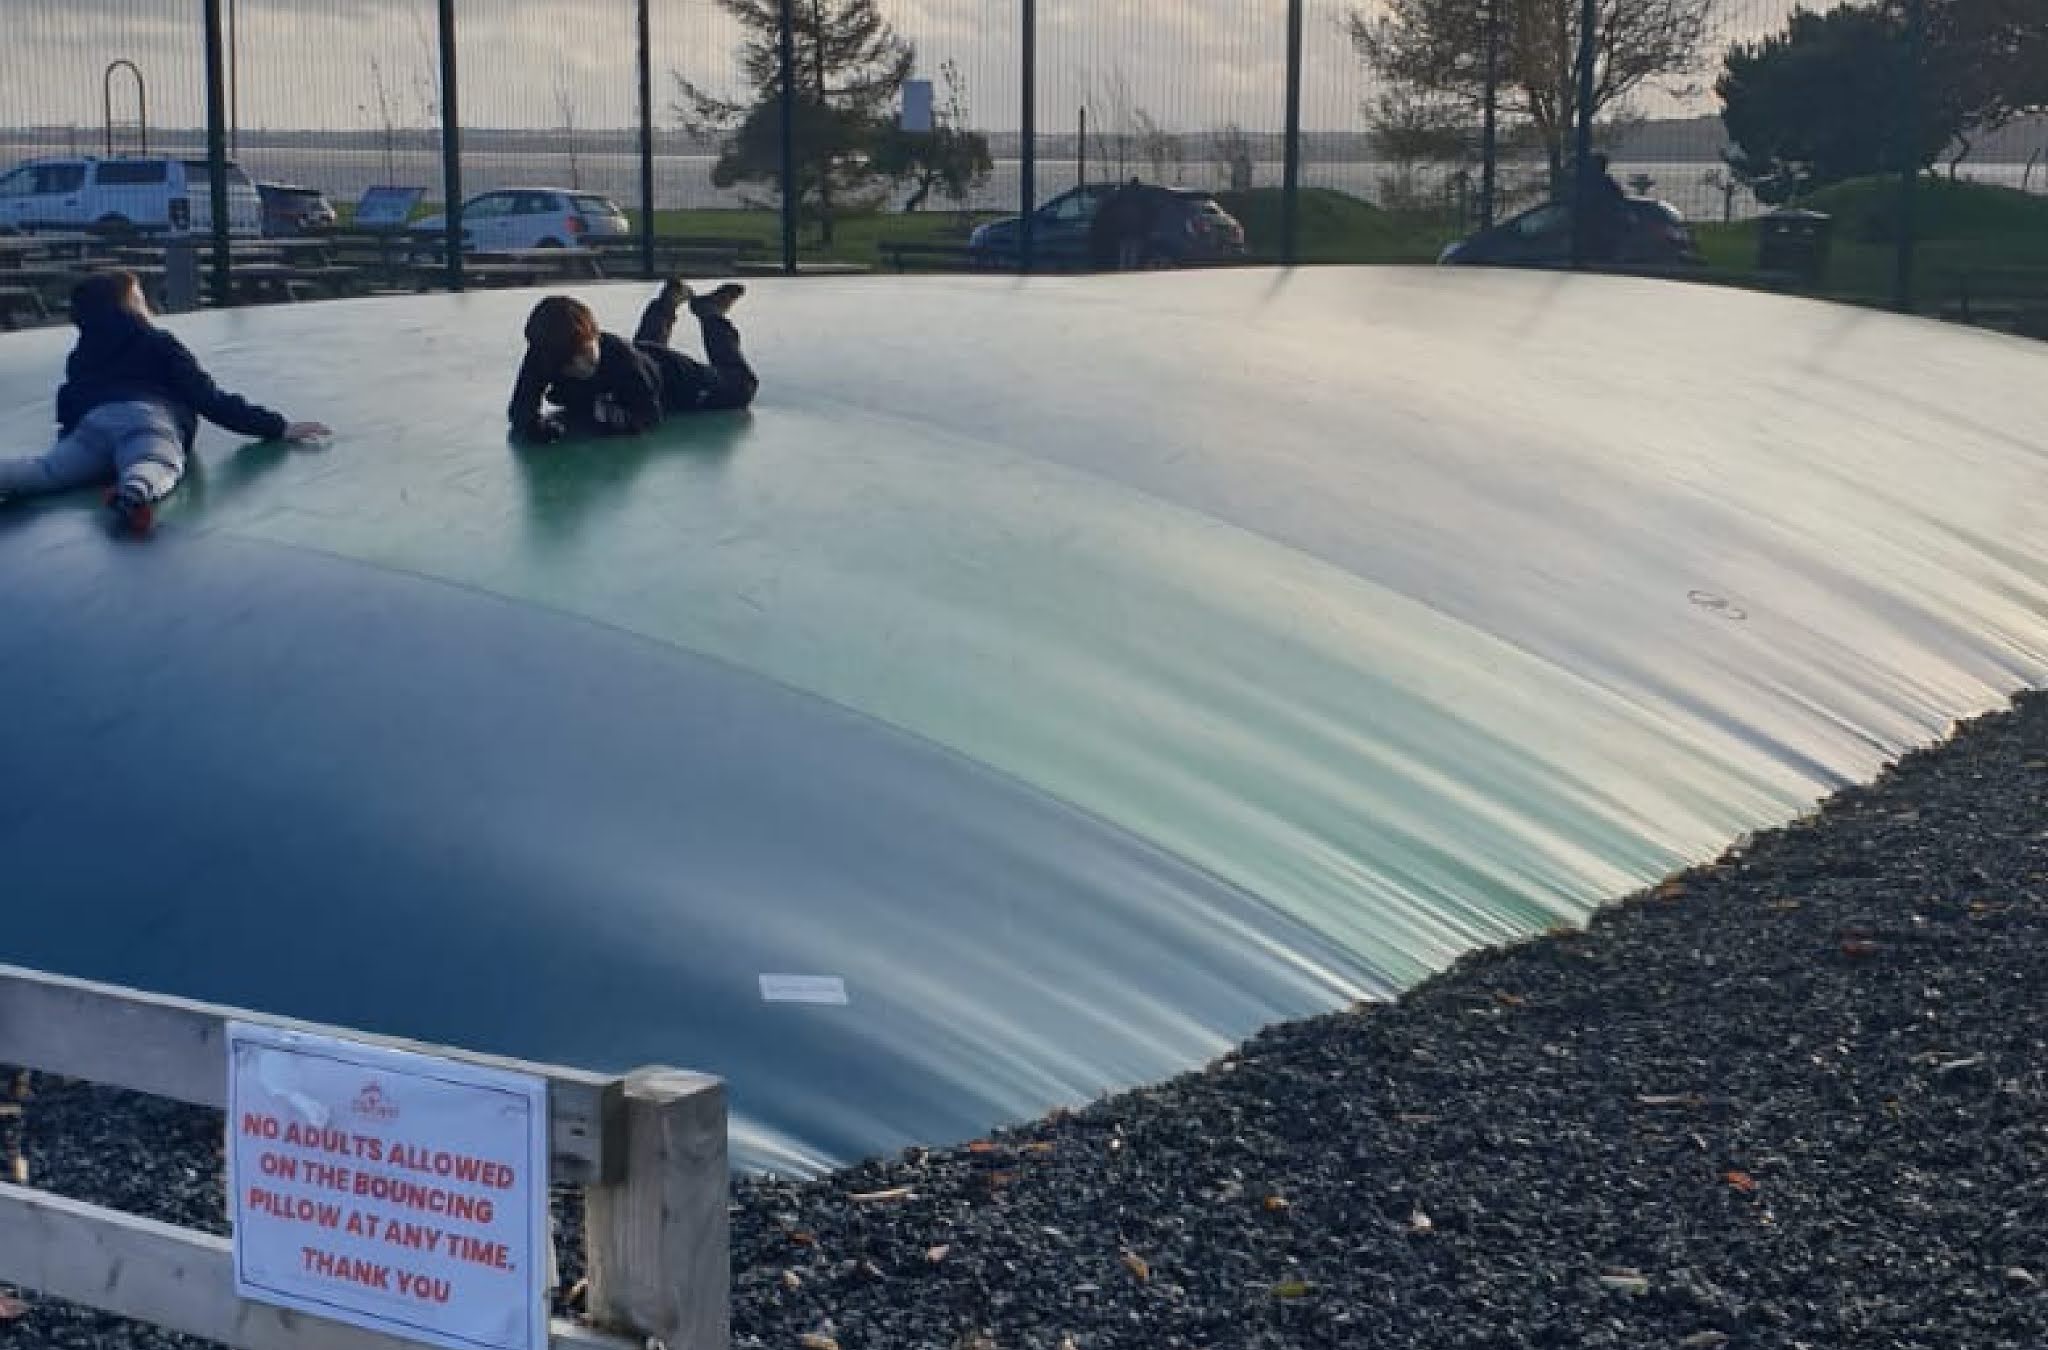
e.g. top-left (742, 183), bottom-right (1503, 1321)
top-left (690, 283), bottom-right (745, 317)
top-left (658, 279), bottom-right (693, 309)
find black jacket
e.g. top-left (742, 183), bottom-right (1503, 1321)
top-left (55, 309), bottom-right (288, 450)
top-left (508, 333), bottom-right (676, 443)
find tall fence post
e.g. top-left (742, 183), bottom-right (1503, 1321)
top-left (1480, 0), bottom-right (1501, 228)
top-left (586, 1069), bottom-right (730, 1350)
top-left (1893, 0), bottom-right (1924, 313)
top-left (1282, 0), bottom-right (1304, 265)
top-left (202, 0), bottom-right (232, 309)
top-left (226, 0), bottom-right (239, 155)
top-left (779, 0), bottom-right (798, 274)
top-left (1019, 0), bottom-right (1037, 274)
top-left (638, 0), bottom-right (657, 280)
top-left (437, 0), bottom-right (464, 292)
top-left (1568, 0), bottom-right (1598, 268)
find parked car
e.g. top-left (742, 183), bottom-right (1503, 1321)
top-left (967, 182), bottom-right (1248, 268)
top-left (1437, 197), bottom-right (1703, 268)
top-left (408, 188), bottom-right (631, 251)
top-left (258, 181), bottom-right (338, 236)
top-left (0, 156), bottom-right (263, 236)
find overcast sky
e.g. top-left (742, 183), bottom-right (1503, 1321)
top-left (4, 0), bottom-right (1772, 136)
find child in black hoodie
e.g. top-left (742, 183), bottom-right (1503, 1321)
top-left (0, 271), bottom-right (329, 534)
top-left (508, 279), bottom-right (757, 444)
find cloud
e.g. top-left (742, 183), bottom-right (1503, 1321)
top-left (3, 0), bottom-right (1765, 134)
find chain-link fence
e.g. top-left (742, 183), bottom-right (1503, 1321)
top-left (0, 0), bottom-right (2042, 332)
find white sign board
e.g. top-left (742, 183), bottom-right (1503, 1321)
top-left (353, 186), bottom-right (425, 231)
top-left (901, 79), bottom-right (934, 133)
top-left (227, 1023), bottom-right (550, 1350)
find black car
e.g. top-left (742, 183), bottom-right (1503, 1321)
top-left (967, 182), bottom-right (1247, 268)
top-left (1439, 197), bottom-right (1702, 268)
top-left (258, 182), bottom-right (338, 237)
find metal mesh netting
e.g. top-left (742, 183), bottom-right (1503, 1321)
top-left (0, 0), bottom-right (2040, 324)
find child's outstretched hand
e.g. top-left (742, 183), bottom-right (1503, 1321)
top-left (284, 422), bottom-right (332, 444)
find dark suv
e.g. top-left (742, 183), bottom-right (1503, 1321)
top-left (1439, 197), bottom-right (1702, 268)
top-left (967, 182), bottom-right (1247, 268)
top-left (258, 182), bottom-right (338, 237)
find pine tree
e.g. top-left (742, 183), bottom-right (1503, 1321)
top-left (676, 0), bottom-right (915, 244)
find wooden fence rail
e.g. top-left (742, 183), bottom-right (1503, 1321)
top-left (0, 962), bottom-right (727, 1350)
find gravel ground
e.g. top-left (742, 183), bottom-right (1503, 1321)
top-left (8, 692), bottom-right (2048, 1349)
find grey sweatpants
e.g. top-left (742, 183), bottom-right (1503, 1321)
top-left (0, 400), bottom-right (186, 503)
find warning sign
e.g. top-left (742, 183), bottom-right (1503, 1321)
top-left (227, 1022), bottom-right (550, 1350)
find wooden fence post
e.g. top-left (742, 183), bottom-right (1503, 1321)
top-left (584, 1069), bottom-right (729, 1350)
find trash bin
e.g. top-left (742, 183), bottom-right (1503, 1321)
top-left (162, 235), bottom-right (200, 314)
top-left (1757, 208), bottom-right (1833, 287)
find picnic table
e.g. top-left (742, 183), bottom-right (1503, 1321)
top-left (70, 256), bottom-right (358, 308)
top-left (209, 261), bottom-right (353, 303)
top-left (111, 244), bottom-right (286, 269)
top-left (0, 263), bottom-right (85, 285)
top-left (0, 232), bottom-right (102, 263)
top-left (323, 231), bottom-right (417, 288)
top-left (0, 285), bottom-right (47, 330)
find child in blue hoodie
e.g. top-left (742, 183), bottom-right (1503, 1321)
top-left (0, 271), bottom-right (329, 534)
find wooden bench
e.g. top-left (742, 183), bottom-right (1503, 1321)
top-left (1945, 266), bottom-right (2048, 336)
top-left (210, 264), bottom-right (348, 307)
top-left (470, 248), bottom-right (609, 282)
top-left (596, 236), bottom-right (767, 267)
top-left (403, 250), bottom-right (612, 290)
top-left (877, 240), bottom-right (986, 273)
top-left (732, 260), bottom-right (870, 277)
top-left (0, 285), bottom-right (49, 330)
top-left (594, 242), bottom-right (748, 280)
top-left (408, 261), bottom-right (556, 291)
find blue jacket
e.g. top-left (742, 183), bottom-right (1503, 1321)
top-left (56, 308), bottom-right (288, 450)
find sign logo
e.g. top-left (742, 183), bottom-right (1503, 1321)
top-left (351, 1081), bottom-right (400, 1121)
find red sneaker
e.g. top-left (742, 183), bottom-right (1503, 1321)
top-left (102, 487), bottom-right (155, 537)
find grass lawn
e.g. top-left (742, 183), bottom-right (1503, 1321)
top-left (1693, 176), bottom-right (2048, 318)
top-left (650, 206), bottom-right (983, 261)
top-left (642, 188), bottom-right (1459, 266)
top-left (352, 176), bottom-right (2042, 334)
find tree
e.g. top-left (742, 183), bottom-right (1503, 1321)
top-left (1923, 0), bottom-right (2048, 174)
top-left (1717, 0), bottom-right (2046, 201)
top-left (363, 58), bottom-right (401, 186)
top-left (1367, 86), bottom-right (1472, 166)
top-left (554, 63), bottom-right (585, 191)
top-left (1209, 123), bottom-right (1256, 193)
top-left (1075, 66), bottom-right (1141, 180)
top-left (1351, 0), bottom-right (1714, 193)
top-left (868, 60), bottom-right (993, 213)
top-left (675, 0), bottom-right (914, 244)
top-left (1368, 87), bottom-right (1473, 214)
top-left (1132, 109), bottom-right (1184, 183)
top-left (1718, 7), bottom-right (1936, 203)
